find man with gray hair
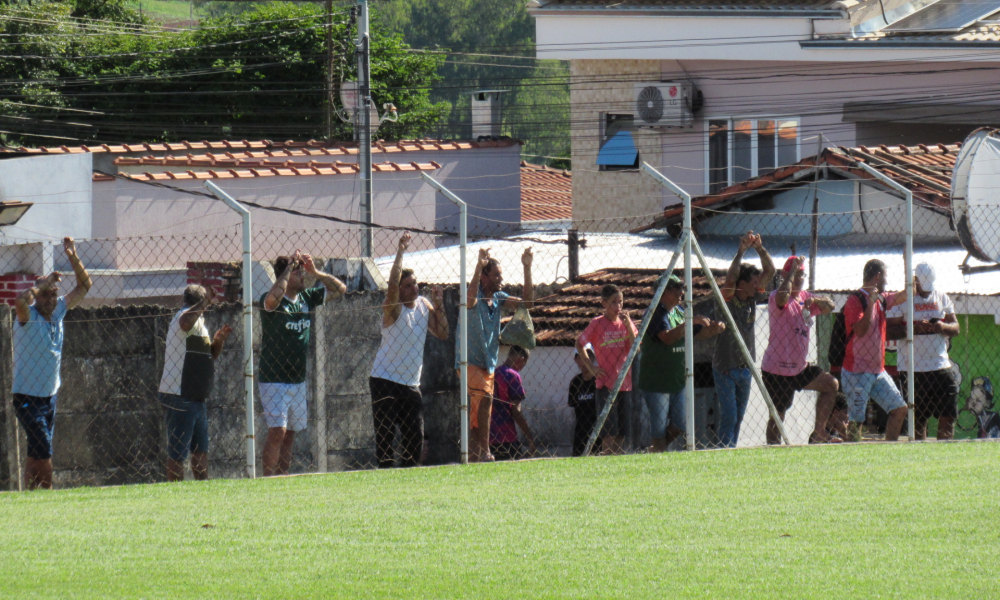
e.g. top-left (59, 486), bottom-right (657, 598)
top-left (158, 284), bottom-right (232, 481)
top-left (13, 237), bottom-right (91, 490)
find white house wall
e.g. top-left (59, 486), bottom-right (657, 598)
top-left (92, 172), bottom-right (438, 270)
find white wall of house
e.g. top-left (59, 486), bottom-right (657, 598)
top-left (0, 153), bottom-right (94, 275)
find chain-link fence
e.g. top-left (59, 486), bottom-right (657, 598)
top-left (2, 178), bottom-right (998, 491)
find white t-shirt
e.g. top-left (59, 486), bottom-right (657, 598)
top-left (370, 297), bottom-right (432, 387)
top-left (887, 290), bottom-right (955, 372)
top-left (159, 307), bottom-right (214, 398)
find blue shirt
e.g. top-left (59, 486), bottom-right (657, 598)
top-left (456, 289), bottom-right (510, 372)
top-left (13, 297), bottom-right (68, 397)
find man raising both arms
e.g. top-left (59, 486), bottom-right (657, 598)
top-left (260, 251), bottom-right (346, 476)
top-left (760, 256), bottom-right (839, 445)
top-left (370, 232), bottom-right (449, 467)
top-left (13, 237), bottom-right (91, 490)
top-left (461, 246), bottom-right (533, 462)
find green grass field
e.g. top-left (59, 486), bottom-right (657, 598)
top-left (1, 442), bottom-right (997, 599)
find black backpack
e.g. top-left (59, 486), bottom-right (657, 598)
top-left (828, 290), bottom-right (884, 369)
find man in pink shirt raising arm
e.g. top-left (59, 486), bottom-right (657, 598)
top-left (841, 259), bottom-right (909, 442)
top-left (760, 256), bottom-right (838, 445)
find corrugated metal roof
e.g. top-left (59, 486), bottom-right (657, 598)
top-left (520, 161), bottom-right (573, 222)
top-left (381, 231), bottom-right (1000, 301)
top-left (636, 143), bottom-right (959, 233)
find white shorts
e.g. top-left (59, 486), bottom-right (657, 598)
top-left (259, 382), bottom-right (309, 431)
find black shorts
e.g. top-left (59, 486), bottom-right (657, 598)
top-left (762, 366), bottom-right (825, 413)
top-left (899, 368), bottom-right (959, 421)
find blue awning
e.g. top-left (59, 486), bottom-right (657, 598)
top-left (596, 131), bottom-right (638, 166)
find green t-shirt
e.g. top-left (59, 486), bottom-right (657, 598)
top-left (258, 287), bottom-right (326, 384)
top-left (638, 304), bottom-right (686, 393)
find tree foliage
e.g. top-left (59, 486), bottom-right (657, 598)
top-left (377, 0), bottom-right (570, 165)
top-left (0, 1), bottom-right (448, 146)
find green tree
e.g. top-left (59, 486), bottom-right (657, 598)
top-left (0, 1), bottom-right (448, 145)
top-left (377, 0), bottom-right (569, 166)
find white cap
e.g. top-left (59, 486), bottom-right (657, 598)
top-left (575, 342), bottom-right (594, 357)
top-left (915, 262), bottom-right (936, 292)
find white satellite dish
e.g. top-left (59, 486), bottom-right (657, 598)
top-left (951, 128), bottom-right (1000, 263)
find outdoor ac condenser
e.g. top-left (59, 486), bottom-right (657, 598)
top-left (633, 82), bottom-right (696, 128)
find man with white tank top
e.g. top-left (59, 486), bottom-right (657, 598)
top-left (370, 232), bottom-right (449, 467)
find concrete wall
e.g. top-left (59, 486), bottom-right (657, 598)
top-left (569, 59), bottom-right (665, 230)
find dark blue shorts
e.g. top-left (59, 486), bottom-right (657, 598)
top-left (159, 393), bottom-right (209, 461)
top-left (13, 393), bottom-right (57, 460)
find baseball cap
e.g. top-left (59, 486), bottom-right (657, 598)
top-left (575, 343), bottom-right (595, 358)
top-left (915, 262), bottom-right (936, 292)
top-left (662, 274), bottom-right (683, 290)
top-left (782, 256), bottom-right (804, 275)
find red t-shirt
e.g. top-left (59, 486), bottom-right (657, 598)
top-left (843, 290), bottom-right (894, 374)
top-left (579, 315), bottom-right (638, 391)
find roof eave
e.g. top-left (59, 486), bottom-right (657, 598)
top-left (801, 39), bottom-right (1000, 48)
top-left (531, 8), bottom-right (844, 17)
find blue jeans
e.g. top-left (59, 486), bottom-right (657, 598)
top-left (714, 368), bottom-right (752, 448)
top-left (642, 389), bottom-right (685, 439)
top-left (159, 393), bottom-right (209, 461)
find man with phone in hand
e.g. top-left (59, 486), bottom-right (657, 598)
top-left (260, 251), bottom-right (347, 476)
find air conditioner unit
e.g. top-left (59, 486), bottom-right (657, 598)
top-left (633, 82), bottom-right (695, 128)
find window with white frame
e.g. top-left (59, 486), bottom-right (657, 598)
top-left (707, 118), bottom-right (799, 194)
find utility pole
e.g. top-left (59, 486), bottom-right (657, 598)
top-left (356, 0), bottom-right (374, 258)
top-left (324, 0), bottom-right (333, 140)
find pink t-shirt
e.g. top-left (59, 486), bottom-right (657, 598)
top-left (579, 315), bottom-right (638, 391)
top-left (761, 290), bottom-right (823, 376)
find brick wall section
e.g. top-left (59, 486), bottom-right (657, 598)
top-left (186, 262), bottom-right (241, 302)
top-left (0, 273), bottom-right (37, 306)
top-left (570, 59), bottom-right (665, 231)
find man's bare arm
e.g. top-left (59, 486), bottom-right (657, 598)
top-left (428, 287), bottom-right (449, 340)
top-left (264, 251), bottom-right (299, 311)
top-left (62, 237), bottom-right (92, 309)
top-left (384, 233), bottom-right (410, 327)
top-left (211, 325), bottom-right (233, 359)
top-left (303, 254), bottom-right (347, 300)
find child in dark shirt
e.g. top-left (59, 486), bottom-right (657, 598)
top-left (568, 344), bottom-right (601, 456)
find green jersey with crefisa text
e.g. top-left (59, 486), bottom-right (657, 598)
top-left (258, 287), bottom-right (326, 384)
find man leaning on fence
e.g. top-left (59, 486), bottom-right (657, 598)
top-left (461, 246), bottom-right (534, 463)
top-left (12, 237), bottom-right (91, 490)
top-left (158, 284), bottom-right (232, 482)
top-left (886, 262), bottom-right (960, 441)
top-left (260, 251), bottom-right (346, 476)
top-left (712, 231), bottom-right (775, 448)
top-left (841, 259), bottom-right (909, 442)
top-left (370, 232), bottom-right (449, 468)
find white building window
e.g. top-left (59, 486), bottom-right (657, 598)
top-left (706, 118), bottom-right (799, 194)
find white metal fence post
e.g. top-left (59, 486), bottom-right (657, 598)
top-left (857, 164), bottom-right (915, 441)
top-left (205, 181), bottom-right (257, 478)
top-left (420, 173), bottom-right (469, 464)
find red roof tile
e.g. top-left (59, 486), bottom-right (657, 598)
top-left (634, 142), bottom-right (959, 233)
top-left (528, 267), bottom-right (725, 346)
top-left (520, 161), bottom-right (573, 222)
top-left (92, 161), bottom-right (441, 182)
top-left (6, 138), bottom-right (521, 156)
